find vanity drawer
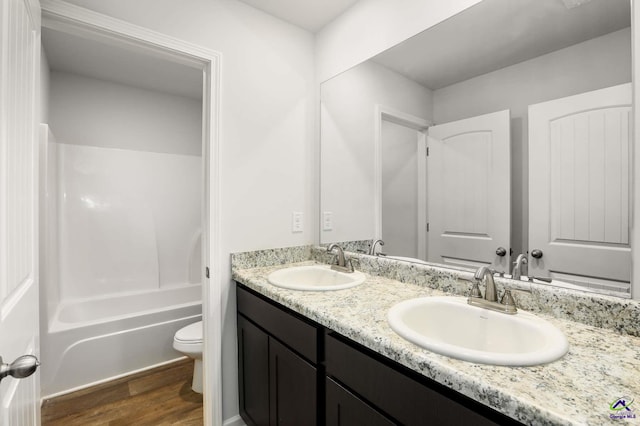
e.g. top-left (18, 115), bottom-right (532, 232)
top-left (325, 333), bottom-right (516, 426)
top-left (237, 284), bottom-right (319, 363)
top-left (326, 377), bottom-right (395, 426)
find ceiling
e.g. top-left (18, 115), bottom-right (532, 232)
top-left (42, 0), bottom-right (359, 98)
top-left (236, 0), bottom-right (359, 32)
top-left (372, 0), bottom-right (630, 90)
top-left (43, 0), bottom-right (630, 98)
top-left (42, 27), bottom-right (204, 100)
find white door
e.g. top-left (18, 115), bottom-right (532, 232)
top-left (528, 84), bottom-right (631, 292)
top-left (0, 0), bottom-right (42, 424)
top-left (427, 110), bottom-right (511, 271)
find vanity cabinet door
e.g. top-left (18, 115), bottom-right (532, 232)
top-left (238, 315), bottom-right (270, 426)
top-left (237, 284), bottom-right (321, 426)
top-left (326, 377), bottom-right (396, 426)
top-left (269, 338), bottom-right (317, 426)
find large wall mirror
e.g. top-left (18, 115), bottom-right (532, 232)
top-left (320, 0), bottom-right (632, 297)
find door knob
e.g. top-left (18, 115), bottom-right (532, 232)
top-left (0, 355), bottom-right (40, 383)
top-left (531, 249), bottom-right (543, 259)
top-left (495, 247), bottom-right (507, 257)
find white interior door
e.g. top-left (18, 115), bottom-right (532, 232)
top-left (427, 110), bottom-right (511, 271)
top-left (528, 83), bottom-right (631, 293)
top-left (0, 0), bottom-right (42, 424)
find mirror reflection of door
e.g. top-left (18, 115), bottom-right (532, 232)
top-left (380, 119), bottom-right (427, 260)
top-left (427, 110), bottom-right (511, 272)
top-left (529, 83), bottom-right (631, 295)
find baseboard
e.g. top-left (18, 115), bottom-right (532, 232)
top-left (223, 414), bottom-right (246, 426)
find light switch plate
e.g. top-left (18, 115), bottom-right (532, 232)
top-left (323, 211), bottom-right (333, 231)
top-left (292, 211), bottom-right (303, 233)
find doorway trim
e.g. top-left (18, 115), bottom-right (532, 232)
top-left (40, 1), bottom-right (222, 425)
top-left (373, 104), bottom-right (430, 259)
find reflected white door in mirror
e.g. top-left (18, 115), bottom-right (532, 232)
top-left (529, 83), bottom-right (631, 295)
top-left (427, 110), bottom-right (511, 272)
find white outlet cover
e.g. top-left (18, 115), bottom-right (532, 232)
top-left (292, 211), bottom-right (303, 233)
top-left (323, 211), bottom-right (333, 231)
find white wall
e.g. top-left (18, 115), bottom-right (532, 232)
top-left (433, 28), bottom-right (632, 258)
top-left (49, 72), bottom-right (202, 156)
top-left (56, 0), bottom-right (316, 421)
top-left (321, 60), bottom-right (432, 244)
top-left (316, 0), bottom-right (483, 82)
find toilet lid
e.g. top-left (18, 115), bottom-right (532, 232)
top-left (175, 321), bottom-right (203, 343)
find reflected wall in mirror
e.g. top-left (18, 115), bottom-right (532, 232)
top-left (320, 0), bottom-right (632, 296)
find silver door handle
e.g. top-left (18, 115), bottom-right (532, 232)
top-left (495, 247), bottom-right (507, 257)
top-left (0, 355), bottom-right (39, 383)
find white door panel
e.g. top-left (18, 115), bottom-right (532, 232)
top-left (428, 110), bottom-right (511, 271)
top-left (529, 83), bottom-right (631, 291)
top-left (0, 0), bottom-right (41, 423)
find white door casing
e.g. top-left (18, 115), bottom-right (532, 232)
top-left (374, 105), bottom-right (430, 260)
top-left (528, 83), bottom-right (632, 293)
top-left (39, 2), bottom-right (223, 425)
top-left (0, 0), bottom-right (42, 424)
top-left (427, 110), bottom-right (511, 271)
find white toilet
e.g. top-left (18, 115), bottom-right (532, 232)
top-left (173, 321), bottom-right (203, 393)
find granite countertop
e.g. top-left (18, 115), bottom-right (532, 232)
top-left (232, 260), bottom-right (640, 426)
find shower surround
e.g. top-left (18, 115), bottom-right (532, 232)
top-left (40, 126), bottom-right (203, 396)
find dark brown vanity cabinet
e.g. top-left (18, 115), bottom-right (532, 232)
top-left (237, 283), bottom-right (521, 426)
top-left (237, 285), bottom-right (320, 426)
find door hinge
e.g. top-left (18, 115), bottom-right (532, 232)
top-left (427, 223), bottom-right (430, 232)
top-left (205, 267), bottom-right (210, 279)
top-left (426, 147), bottom-right (430, 157)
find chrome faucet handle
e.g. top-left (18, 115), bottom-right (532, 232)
top-left (346, 258), bottom-right (355, 272)
top-left (468, 281), bottom-right (483, 299)
top-left (499, 289), bottom-right (518, 314)
top-left (500, 289), bottom-right (517, 309)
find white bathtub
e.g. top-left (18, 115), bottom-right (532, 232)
top-left (41, 284), bottom-right (202, 398)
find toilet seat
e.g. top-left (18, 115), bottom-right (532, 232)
top-left (174, 321), bottom-right (203, 344)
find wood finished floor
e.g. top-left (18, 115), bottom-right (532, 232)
top-left (41, 359), bottom-right (203, 426)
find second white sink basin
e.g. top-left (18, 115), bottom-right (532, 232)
top-left (268, 265), bottom-right (366, 291)
top-left (388, 296), bottom-right (568, 366)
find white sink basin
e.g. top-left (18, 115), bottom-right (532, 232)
top-left (267, 265), bottom-right (366, 291)
top-left (388, 296), bottom-right (568, 366)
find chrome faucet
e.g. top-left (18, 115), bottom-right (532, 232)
top-left (473, 266), bottom-right (498, 302)
top-left (368, 239), bottom-right (384, 256)
top-left (327, 243), bottom-right (354, 273)
top-left (511, 253), bottom-right (528, 280)
top-left (468, 265), bottom-right (517, 314)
